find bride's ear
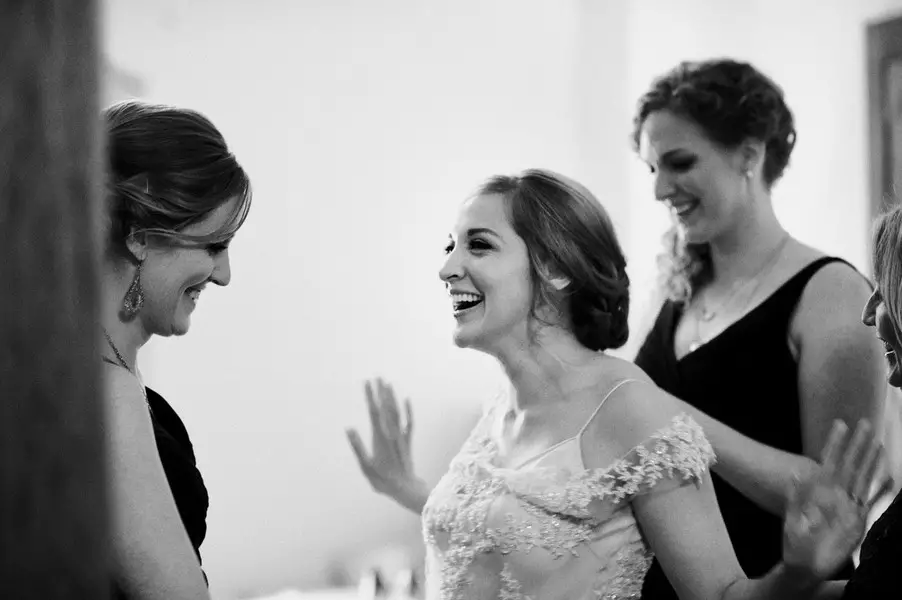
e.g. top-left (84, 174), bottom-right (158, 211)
top-left (538, 262), bottom-right (570, 292)
top-left (549, 276), bottom-right (570, 291)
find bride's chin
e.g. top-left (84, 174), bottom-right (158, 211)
top-left (452, 328), bottom-right (474, 348)
top-left (889, 366), bottom-right (902, 388)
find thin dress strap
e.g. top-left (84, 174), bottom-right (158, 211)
top-left (576, 378), bottom-right (640, 438)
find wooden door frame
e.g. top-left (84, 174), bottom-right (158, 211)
top-left (867, 14), bottom-right (902, 223)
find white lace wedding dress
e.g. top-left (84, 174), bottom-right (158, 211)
top-left (421, 380), bottom-right (715, 600)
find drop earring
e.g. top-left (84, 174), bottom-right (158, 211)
top-left (122, 259), bottom-right (145, 318)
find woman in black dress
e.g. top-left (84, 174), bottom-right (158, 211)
top-left (100, 100), bottom-right (252, 599)
top-left (631, 59), bottom-right (888, 599)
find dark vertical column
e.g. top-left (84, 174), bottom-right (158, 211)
top-left (0, 1), bottom-right (109, 598)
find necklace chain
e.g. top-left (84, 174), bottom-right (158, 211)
top-left (103, 329), bottom-right (133, 373)
top-left (689, 234), bottom-right (790, 352)
top-left (102, 329), bottom-right (150, 408)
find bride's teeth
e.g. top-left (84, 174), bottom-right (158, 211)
top-left (451, 293), bottom-right (482, 303)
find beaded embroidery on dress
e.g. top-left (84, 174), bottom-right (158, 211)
top-left (421, 380), bottom-right (716, 600)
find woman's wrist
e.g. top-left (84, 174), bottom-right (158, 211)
top-left (772, 560), bottom-right (823, 598)
top-left (393, 477), bottom-right (430, 514)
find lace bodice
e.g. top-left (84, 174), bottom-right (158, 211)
top-left (421, 383), bottom-right (716, 600)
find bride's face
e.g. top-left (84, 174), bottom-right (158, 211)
top-left (438, 193), bottom-right (534, 352)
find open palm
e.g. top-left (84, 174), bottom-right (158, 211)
top-left (346, 378), bottom-right (417, 497)
top-left (783, 419), bottom-right (892, 581)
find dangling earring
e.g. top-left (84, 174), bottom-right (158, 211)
top-left (743, 169), bottom-right (753, 179)
top-left (122, 259), bottom-right (145, 318)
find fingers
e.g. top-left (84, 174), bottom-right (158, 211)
top-left (364, 378), bottom-right (403, 440)
top-left (378, 378), bottom-right (403, 438)
top-left (785, 476), bottom-right (870, 569)
top-left (801, 485), bottom-right (865, 549)
top-left (837, 420), bottom-right (872, 490)
top-left (404, 397), bottom-right (414, 440)
top-left (869, 473), bottom-right (896, 512)
top-left (784, 473), bottom-right (812, 532)
top-left (346, 428), bottom-right (373, 473)
top-left (819, 419), bottom-right (850, 474)
top-left (786, 471), bottom-right (804, 512)
top-left (365, 380), bottom-right (390, 442)
top-left (852, 440), bottom-right (883, 506)
top-left (863, 448), bottom-right (895, 512)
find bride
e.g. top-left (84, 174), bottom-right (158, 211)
top-left (347, 169), bottom-right (889, 600)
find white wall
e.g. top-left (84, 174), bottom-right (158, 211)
top-left (101, 0), bottom-right (902, 597)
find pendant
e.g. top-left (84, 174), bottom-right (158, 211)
top-left (700, 310), bottom-right (715, 322)
top-left (689, 340), bottom-right (702, 352)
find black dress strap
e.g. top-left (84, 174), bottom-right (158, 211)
top-left (767, 256), bottom-right (858, 304)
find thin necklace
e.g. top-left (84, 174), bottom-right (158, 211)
top-left (103, 329), bottom-right (133, 372)
top-left (102, 328), bottom-right (150, 407)
top-left (696, 234), bottom-right (790, 322)
top-left (689, 234), bottom-right (790, 352)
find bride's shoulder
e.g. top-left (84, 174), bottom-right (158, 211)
top-left (591, 355), bottom-right (657, 392)
top-left (585, 360), bottom-right (695, 456)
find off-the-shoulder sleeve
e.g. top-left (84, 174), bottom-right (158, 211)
top-left (499, 413), bottom-right (716, 519)
top-left (581, 413), bottom-right (716, 505)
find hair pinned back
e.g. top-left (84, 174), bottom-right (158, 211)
top-left (104, 100), bottom-right (252, 256)
top-left (631, 59), bottom-right (795, 303)
top-left (477, 169), bottom-right (630, 352)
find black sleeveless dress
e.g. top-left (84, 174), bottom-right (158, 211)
top-left (112, 382), bottom-right (210, 598)
top-left (841, 488), bottom-right (902, 598)
top-left (636, 256), bottom-right (857, 598)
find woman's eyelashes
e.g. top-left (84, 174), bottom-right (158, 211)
top-left (444, 238), bottom-right (493, 255)
top-left (646, 154), bottom-right (697, 175)
top-left (666, 155), bottom-right (697, 173)
top-left (206, 241), bottom-right (230, 255)
top-left (468, 239), bottom-right (492, 253)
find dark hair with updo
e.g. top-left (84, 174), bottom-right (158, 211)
top-left (630, 59), bottom-right (796, 303)
top-left (477, 169), bottom-right (630, 352)
top-left (103, 100), bottom-right (252, 259)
